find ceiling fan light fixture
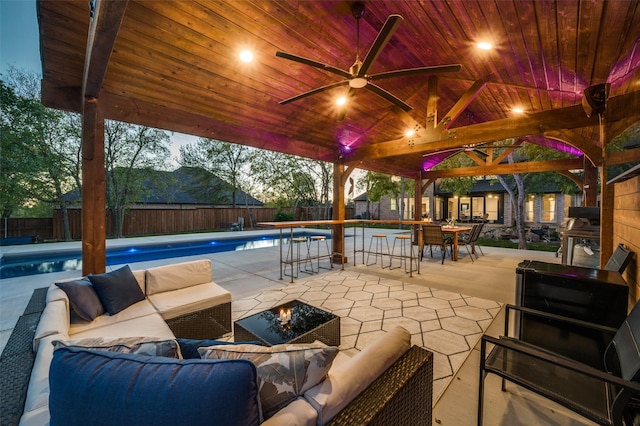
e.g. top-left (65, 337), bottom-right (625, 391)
top-left (336, 96), bottom-right (347, 106)
top-left (239, 50), bottom-right (254, 63)
top-left (477, 42), bottom-right (493, 50)
top-left (349, 77), bottom-right (368, 89)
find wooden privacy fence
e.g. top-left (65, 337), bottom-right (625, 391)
top-left (1, 218), bottom-right (54, 241)
top-left (3, 207), bottom-right (354, 242)
top-left (51, 207), bottom-right (354, 241)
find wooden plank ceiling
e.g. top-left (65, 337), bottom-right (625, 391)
top-left (38, 0), bottom-right (640, 178)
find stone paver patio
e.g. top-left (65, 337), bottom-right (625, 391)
top-left (230, 269), bottom-right (502, 403)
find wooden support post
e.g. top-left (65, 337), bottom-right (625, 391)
top-left (81, 97), bottom-right (106, 275)
top-left (583, 159), bottom-right (598, 206)
top-left (414, 171), bottom-right (423, 243)
top-left (599, 114), bottom-right (613, 268)
top-left (332, 162), bottom-right (346, 264)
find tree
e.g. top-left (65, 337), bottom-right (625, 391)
top-left (0, 79), bottom-right (45, 217)
top-left (356, 172), bottom-right (399, 219)
top-left (250, 151), bottom-right (327, 217)
top-left (1, 68), bottom-right (83, 240)
top-left (179, 138), bottom-right (259, 225)
top-left (105, 121), bottom-right (171, 238)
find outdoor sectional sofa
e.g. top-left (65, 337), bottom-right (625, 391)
top-left (1, 259), bottom-right (434, 426)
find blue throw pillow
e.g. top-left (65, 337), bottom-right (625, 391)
top-left (49, 347), bottom-right (262, 426)
top-left (177, 338), bottom-right (263, 359)
top-left (55, 278), bottom-right (105, 321)
top-left (87, 265), bottom-right (145, 315)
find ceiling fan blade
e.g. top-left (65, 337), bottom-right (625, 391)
top-left (358, 15), bottom-right (403, 77)
top-left (276, 51), bottom-right (352, 79)
top-left (369, 64), bottom-right (462, 81)
top-left (279, 80), bottom-right (350, 105)
top-left (365, 83), bottom-right (413, 112)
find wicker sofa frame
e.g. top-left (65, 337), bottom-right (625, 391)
top-left (165, 301), bottom-right (232, 340)
top-left (1, 289), bottom-right (434, 426)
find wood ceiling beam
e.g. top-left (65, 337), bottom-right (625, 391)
top-left (425, 76), bottom-right (438, 131)
top-left (435, 79), bottom-right (486, 132)
top-left (345, 90), bottom-right (640, 164)
top-left (422, 157), bottom-right (584, 179)
top-left (82, 0), bottom-right (128, 99)
top-left (607, 147), bottom-right (640, 166)
top-left (101, 92), bottom-right (338, 163)
top-left (346, 104), bottom-right (599, 163)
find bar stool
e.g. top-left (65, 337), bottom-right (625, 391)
top-left (366, 234), bottom-right (390, 268)
top-left (309, 235), bottom-right (333, 272)
top-left (284, 236), bottom-right (312, 278)
top-left (390, 234), bottom-right (418, 273)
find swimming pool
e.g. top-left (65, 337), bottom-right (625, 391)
top-left (0, 232), bottom-right (330, 279)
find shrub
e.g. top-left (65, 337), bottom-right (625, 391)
top-left (274, 210), bottom-right (294, 221)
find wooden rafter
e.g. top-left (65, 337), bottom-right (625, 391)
top-left (557, 170), bottom-right (583, 189)
top-left (435, 79), bottom-right (486, 132)
top-left (492, 140), bottom-right (523, 165)
top-left (82, 0), bottom-right (129, 99)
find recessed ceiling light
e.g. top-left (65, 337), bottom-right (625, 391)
top-left (239, 50), bottom-right (254, 63)
top-left (477, 42), bottom-right (493, 50)
top-left (512, 107), bottom-right (524, 114)
top-left (405, 129), bottom-right (415, 137)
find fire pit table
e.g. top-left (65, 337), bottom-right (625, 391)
top-left (233, 300), bottom-right (340, 347)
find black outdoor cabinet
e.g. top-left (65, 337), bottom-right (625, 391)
top-left (514, 260), bottom-right (629, 368)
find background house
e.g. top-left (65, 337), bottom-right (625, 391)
top-left (355, 178), bottom-right (581, 228)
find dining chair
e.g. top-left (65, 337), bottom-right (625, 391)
top-left (464, 223), bottom-right (485, 258)
top-left (458, 224), bottom-right (481, 262)
top-left (421, 225), bottom-right (452, 264)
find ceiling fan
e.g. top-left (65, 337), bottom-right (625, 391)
top-left (276, 1), bottom-right (462, 113)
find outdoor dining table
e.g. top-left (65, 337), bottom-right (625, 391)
top-left (440, 225), bottom-right (473, 261)
top-left (351, 221), bottom-right (474, 277)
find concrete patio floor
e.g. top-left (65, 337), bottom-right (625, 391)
top-left (0, 227), bottom-right (594, 425)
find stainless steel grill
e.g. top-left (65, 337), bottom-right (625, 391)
top-left (560, 207), bottom-right (600, 268)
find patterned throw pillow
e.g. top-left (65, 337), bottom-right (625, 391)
top-left (53, 336), bottom-right (183, 359)
top-left (199, 341), bottom-right (338, 418)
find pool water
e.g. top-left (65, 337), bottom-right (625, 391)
top-left (0, 232), bottom-right (329, 279)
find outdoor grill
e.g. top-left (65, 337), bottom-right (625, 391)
top-left (560, 207), bottom-right (601, 268)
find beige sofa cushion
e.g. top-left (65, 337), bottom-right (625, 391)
top-left (23, 333), bottom-right (67, 415)
top-left (147, 282), bottom-right (231, 320)
top-left (46, 283), bottom-right (68, 308)
top-left (70, 312), bottom-right (175, 340)
top-left (303, 326), bottom-right (411, 425)
top-left (68, 299), bottom-right (157, 336)
top-left (145, 259), bottom-right (212, 296)
top-left (33, 300), bottom-right (69, 352)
